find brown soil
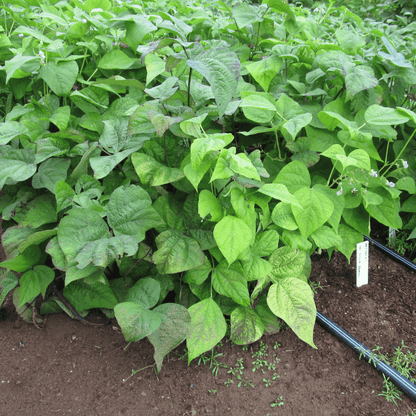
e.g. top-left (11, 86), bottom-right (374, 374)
top-left (1, 218), bottom-right (416, 416)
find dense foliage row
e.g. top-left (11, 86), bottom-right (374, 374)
top-left (0, 0), bottom-right (415, 371)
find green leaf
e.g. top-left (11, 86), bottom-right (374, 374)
top-left (239, 95), bottom-right (276, 123)
top-left (125, 277), bottom-right (161, 309)
top-left (0, 271), bottom-right (18, 308)
top-left (267, 279), bottom-right (316, 348)
top-left (115, 301), bottom-right (161, 342)
top-left (212, 260), bottom-right (250, 307)
top-left (98, 50), bottom-right (136, 70)
top-left (39, 61), bottom-right (78, 97)
top-left (148, 303), bottom-right (191, 372)
top-left (191, 133), bottom-right (234, 171)
top-left (271, 202), bottom-right (298, 230)
top-left (180, 114), bottom-right (208, 138)
top-left (64, 279), bottom-right (117, 310)
top-left (18, 265), bottom-right (55, 308)
top-left (257, 184), bottom-right (302, 208)
top-left (18, 229), bottom-right (57, 253)
top-left (292, 188), bottom-right (334, 238)
top-left (32, 158), bottom-right (71, 194)
top-left (186, 298), bottom-right (227, 364)
top-left (131, 153), bottom-right (185, 186)
top-left (153, 230), bottom-right (205, 274)
top-left (0, 246), bottom-right (41, 273)
top-left (335, 29), bottom-right (365, 55)
top-left (0, 146), bottom-right (36, 188)
top-left (273, 160), bottom-right (311, 193)
top-left (55, 180), bottom-right (75, 213)
top-left (20, 194), bottom-right (57, 228)
top-left (183, 257), bottom-right (212, 285)
top-left (145, 54), bottom-right (167, 86)
top-left (230, 306), bottom-right (264, 345)
top-left (35, 137), bottom-right (70, 164)
top-left (337, 224), bottom-right (363, 262)
top-left (311, 226), bottom-right (342, 249)
top-left (365, 188), bottom-right (402, 229)
top-left (75, 235), bottom-right (138, 269)
top-left (229, 153), bottom-right (261, 181)
top-left (281, 113), bottom-right (313, 141)
top-left (198, 190), bottom-right (224, 222)
top-left (241, 256), bottom-right (272, 282)
top-left (58, 208), bottom-right (109, 265)
top-left (46, 236), bottom-right (68, 271)
top-left (232, 2), bottom-right (262, 28)
top-left (251, 230), bottom-right (280, 257)
top-left (268, 246), bottom-right (306, 282)
top-left (0, 121), bottom-right (29, 145)
top-left (187, 48), bottom-right (240, 116)
top-left (246, 54), bottom-right (283, 92)
top-left (213, 216), bottom-right (253, 265)
top-left (125, 16), bottom-right (157, 50)
top-left (254, 296), bottom-right (280, 335)
top-left (107, 185), bottom-right (162, 243)
top-left (1, 226), bottom-right (37, 259)
top-left (364, 105), bottom-right (409, 126)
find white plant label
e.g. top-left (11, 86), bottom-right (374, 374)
top-left (356, 241), bottom-right (369, 287)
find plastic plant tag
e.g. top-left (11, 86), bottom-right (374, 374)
top-left (356, 241), bottom-right (369, 287)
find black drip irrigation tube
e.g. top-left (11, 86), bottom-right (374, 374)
top-left (315, 235), bottom-right (416, 401)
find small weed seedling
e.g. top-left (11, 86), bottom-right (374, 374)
top-left (236, 374), bottom-right (255, 389)
top-left (270, 396), bottom-right (284, 407)
top-left (208, 389), bottom-right (217, 395)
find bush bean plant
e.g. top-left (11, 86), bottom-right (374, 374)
top-left (0, 0), bottom-right (416, 371)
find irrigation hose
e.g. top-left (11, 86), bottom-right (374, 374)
top-left (316, 235), bottom-right (416, 401)
top-left (363, 234), bottom-right (416, 272)
top-left (316, 311), bottom-right (416, 401)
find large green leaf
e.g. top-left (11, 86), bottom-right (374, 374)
top-left (39, 61), bottom-right (78, 97)
top-left (232, 2), bottom-right (262, 28)
top-left (291, 188), bottom-right (334, 238)
top-left (186, 298), bottom-right (227, 364)
top-left (18, 265), bottom-right (55, 308)
top-left (20, 194), bottom-right (57, 228)
top-left (267, 278), bottom-right (316, 348)
top-left (35, 137), bottom-right (70, 164)
top-left (17, 229), bottom-right (57, 254)
top-left (365, 188), bottom-right (402, 229)
top-left (131, 153), bottom-right (185, 186)
top-left (239, 95), bottom-right (276, 123)
top-left (0, 271), bottom-right (18, 308)
top-left (74, 235), bottom-right (138, 269)
top-left (268, 246), bottom-right (306, 282)
top-left (64, 279), bottom-right (117, 311)
top-left (273, 160), bottom-right (311, 193)
top-left (187, 48), bottom-right (240, 116)
top-left (198, 190), bottom-right (224, 222)
top-left (0, 146), bottom-right (36, 188)
top-left (148, 303), bottom-right (191, 372)
top-left (337, 224), bottom-right (363, 263)
top-left (213, 216), bottom-right (253, 265)
top-left (98, 50), bottom-right (136, 70)
top-left (230, 306), bottom-right (264, 345)
top-left (212, 260), bottom-right (250, 307)
top-left (246, 54), bottom-right (283, 92)
top-left (345, 65), bottom-right (378, 99)
top-left (0, 246), bottom-right (41, 273)
top-left (153, 230), bottom-right (205, 274)
top-left (107, 185), bottom-right (163, 243)
top-left (57, 208), bottom-right (109, 264)
top-left (115, 302), bottom-right (162, 342)
top-left (0, 121), bottom-right (29, 145)
top-left (125, 277), bottom-right (161, 309)
top-left (32, 159), bottom-right (71, 194)
top-left (257, 184), bottom-right (302, 207)
top-left (364, 105), bottom-right (409, 126)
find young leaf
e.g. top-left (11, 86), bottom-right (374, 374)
top-left (115, 302), bottom-right (162, 342)
top-left (213, 216), bottom-right (253, 265)
top-left (198, 190), bottom-right (224, 222)
top-left (186, 298), bottom-right (227, 364)
top-left (267, 278), bottom-right (316, 349)
top-left (148, 303), bottom-right (191, 372)
top-left (153, 230), bottom-right (205, 274)
top-left (230, 306), bottom-right (264, 345)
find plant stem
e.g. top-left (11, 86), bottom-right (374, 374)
top-left (187, 68), bottom-right (192, 108)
